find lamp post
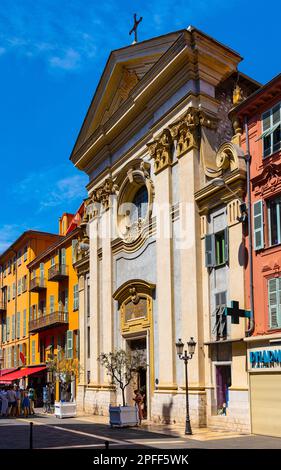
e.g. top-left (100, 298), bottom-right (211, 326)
top-left (175, 337), bottom-right (196, 435)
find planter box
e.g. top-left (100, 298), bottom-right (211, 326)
top-left (55, 401), bottom-right (77, 419)
top-left (109, 405), bottom-right (138, 427)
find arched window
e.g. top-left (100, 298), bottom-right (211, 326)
top-left (132, 186), bottom-right (148, 221)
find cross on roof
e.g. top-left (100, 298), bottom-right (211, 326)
top-left (224, 300), bottom-right (251, 324)
top-left (129, 14), bottom-right (143, 44)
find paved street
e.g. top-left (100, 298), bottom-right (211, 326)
top-left (0, 411), bottom-right (281, 449)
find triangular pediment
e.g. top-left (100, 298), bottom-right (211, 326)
top-left (71, 30), bottom-right (185, 157)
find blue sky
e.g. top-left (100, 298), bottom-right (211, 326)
top-left (0, 0), bottom-right (280, 252)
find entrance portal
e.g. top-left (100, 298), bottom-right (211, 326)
top-left (126, 337), bottom-right (147, 419)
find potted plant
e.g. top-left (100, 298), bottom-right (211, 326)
top-left (46, 352), bottom-right (79, 419)
top-left (98, 349), bottom-right (147, 427)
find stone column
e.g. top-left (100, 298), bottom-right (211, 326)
top-left (78, 274), bottom-right (86, 384)
top-left (155, 166), bottom-right (176, 391)
top-left (100, 205), bottom-right (113, 385)
top-left (89, 216), bottom-right (100, 385)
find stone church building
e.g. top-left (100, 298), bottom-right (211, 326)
top-left (71, 27), bottom-right (259, 430)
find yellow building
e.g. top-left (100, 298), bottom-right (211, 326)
top-left (0, 231), bottom-right (60, 373)
top-left (27, 212), bottom-right (82, 399)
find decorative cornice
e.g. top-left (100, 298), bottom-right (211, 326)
top-left (113, 279), bottom-right (156, 306)
top-left (169, 107), bottom-right (218, 158)
top-left (147, 129), bottom-right (173, 174)
top-left (252, 163), bottom-right (281, 198)
top-left (91, 177), bottom-right (119, 210)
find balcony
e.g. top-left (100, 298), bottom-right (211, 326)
top-left (30, 277), bottom-right (46, 292)
top-left (0, 301), bottom-right (7, 313)
top-left (29, 311), bottom-right (69, 333)
top-left (48, 264), bottom-right (69, 282)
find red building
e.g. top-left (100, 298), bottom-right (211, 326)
top-left (232, 73), bottom-right (281, 437)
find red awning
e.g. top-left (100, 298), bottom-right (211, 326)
top-left (0, 368), bottom-right (15, 377)
top-left (0, 366), bottom-right (46, 383)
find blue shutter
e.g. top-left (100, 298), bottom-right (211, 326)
top-left (253, 200), bottom-right (264, 250)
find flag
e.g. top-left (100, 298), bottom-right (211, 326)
top-left (20, 352), bottom-right (25, 364)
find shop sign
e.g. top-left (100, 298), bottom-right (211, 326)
top-left (249, 348), bottom-right (281, 370)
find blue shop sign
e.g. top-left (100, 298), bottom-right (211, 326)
top-left (250, 349), bottom-right (281, 368)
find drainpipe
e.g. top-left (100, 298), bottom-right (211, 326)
top-left (244, 116), bottom-right (255, 335)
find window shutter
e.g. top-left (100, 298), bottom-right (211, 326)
top-left (224, 227), bottom-right (229, 264)
top-left (65, 288), bottom-right (69, 312)
top-left (16, 312), bottom-right (20, 338)
top-left (77, 329), bottom-right (80, 360)
top-left (72, 239), bottom-right (78, 264)
top-left (50, 295), bottom-right (55, 313)
top-left (253, 200), bottom-right (264, 250)
top-left (12, 314), bottom-right (15, 340)
top-left (205, 234), bottom-right (214, 267)
top-left (6, 317), bottom-right (10, 341)
top-left (66, 330), bottom-right (73, 359)
top-left (23, 310), bottom-right (26, 337)
top-left (61, 248), bottom-right (66, 266)
top-left (268, 278), bottom-right (279, 328)
top-left (40, 263), bottom-right (44, 280)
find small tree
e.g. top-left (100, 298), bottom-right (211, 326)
top-left (46, 352), bottom-right (80, 401)
top-left (98, 349), bottom-right (147, 407)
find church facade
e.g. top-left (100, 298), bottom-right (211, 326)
top-left (70, 27), bottom-right (259, 430)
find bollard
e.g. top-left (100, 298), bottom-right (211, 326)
top-left (29, 422), bottom-right (33, 449)
top-left (105, 440), bottom-right (109, 450)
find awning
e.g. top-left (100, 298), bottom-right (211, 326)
top-left (0, 366), bottom-right (46, 383)
top-left (0, 368), bottom-right (15, 377)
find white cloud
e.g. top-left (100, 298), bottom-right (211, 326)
top-left (0, 224), bottom-right (22, 253)
top-left (49, 48), bottom-right (81, 71)
top-left (14, 166), bottom-right (88, 212)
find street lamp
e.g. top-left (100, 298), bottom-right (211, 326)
top-left (175, 337), bottom-right (197, 435)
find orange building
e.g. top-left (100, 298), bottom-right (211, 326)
top-left (27, 210), bottom-right (83, 400)
top-left (0, 231), bottom-right (61, 375)
top-left (232, 73), bottom-right (281, 437)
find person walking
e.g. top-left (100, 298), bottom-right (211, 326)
top-left (133, 389), bottom-right (144, 425)
top-left (15, 386), bottom-right (22, 417)
top-left (28, 385), bottom-right (35, 415)
top-left (7, 386), bottom-right (17, 417)
top-left (22, 390), bottom-right (30, 418)
top-left (0, 387), bottom-right (9, 417)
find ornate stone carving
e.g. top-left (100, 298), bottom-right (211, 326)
top-left (233, 84), bottom-right (244, 105)
top-left (147, 129), bottom-right (173, 174)
top-left (91, 177), bottom-right (119, 210)
top-left (170, 107), bottom-right (218, 158)
top-left (129, 287), bottom-right (140, 304)
top-left (215, 141), bottom-right (246, 173)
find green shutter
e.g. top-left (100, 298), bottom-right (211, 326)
top-left (224, 228), bottom-right (229, 264)
top-left (32, 341), bottom-right (35, 363)
top-left (205, 234), bottom-right (215, 267)
top-left (61, 248), bottom-right (66, 265)
top-left (16, 312), bottom-right (20, 338)
top-left (72, 239), bottom-right (78, 264)
top-left (50, 295), bottom-right (55, 313)
top-left (268, 278), bottom-right (281, 328)
top-left (73, 284), bottom-right (79, 310)
top-left (253, 200), bottom-right (264, 250)
top-left (66, 330), bottom-right (73, 359)
top-left (6, 317), bottom-right (10, 341)
top-left (23, 310), bottom-right (26, 337)
top-left (12, 314), bottom-right (15, 340)
top-left (40, 263), bottom-right (44, 280)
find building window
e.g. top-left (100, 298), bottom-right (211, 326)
top-left (213, 291), bottom-right (227, 340)
top-left (268, 277), bottom-right (281, 329)
top-left (131, 186), bottom-right (148, 222)
top-left (23, 309), bottom-right (27, 337)
top-left (17, 250), bottom-right (22, 266)
top-left (23, 245), bottom-right (28, 262)
top-left (262, 103), bottom-right (281, 158)
top-left (66, 330), bottom-right (73, 359)
top-left (216, 365), bottom-right (231, 415)
top-left (12, 282), bottom-right (16, 299)
top-left (31, 340), bottom-right (36, 363)
top-left (87, 283), bottom-right (90, 318)
top-left (87, 326), bottom-right (90, 359)
top-left (73, 284), bottom-right (79, 311)
top-left (268, 197), bottom-right (281, 246)
top-left (205, 228), bottom-right (229, 268)
top-left (16, 312), bottom-right (21, 338)
top-left (17, 279), bottom-right (21, 296)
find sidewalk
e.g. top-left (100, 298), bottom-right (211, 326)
top-left (69, 412), bottom-right (249, 442)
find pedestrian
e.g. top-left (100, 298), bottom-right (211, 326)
top-left (133, 389), bottom-right (144, 425)
top-left (0, 387), bottom-right (9, 417)
top-left (22, 391), bottom-right (30, 418)
top-left (7, 385), bottom-right (17, 417)
top-left (28, 385), bottom-right (35, 415)
top-left (15, 386), bottom-right (22, 417)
